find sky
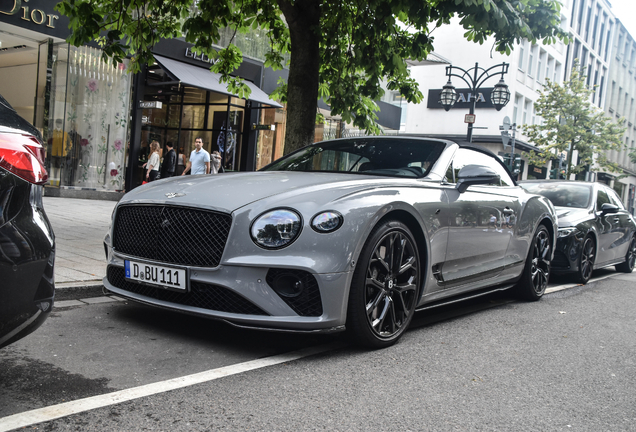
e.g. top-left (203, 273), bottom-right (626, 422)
top-left (608, 0), bottom-right (636, 39)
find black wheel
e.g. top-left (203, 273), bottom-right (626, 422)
top-left (576, 235), bottom-right (595, 284)
top-left (615, 236), bottom-right (636, 273)
top-left (347, 220), bottom-right (420, 349)
top-left (516, 224), bottom-right (551, 301)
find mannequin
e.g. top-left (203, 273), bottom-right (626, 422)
top-left (47, 119), bottom-right (67, 186)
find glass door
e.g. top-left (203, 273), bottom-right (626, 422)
top-left (34, 40), bottom-right (69, 187)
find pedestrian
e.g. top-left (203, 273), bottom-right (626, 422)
top-left (181, 137), bottom-right (210, 175)
top-left (211, 151), bottom-right (222, 174)
top-left (143, 140), bottom-right (161, 182)
top-left (176, 147), bottom-right (186, 176)
top-left (489, 214), bottom-right (496, 229)
top-left (160, 141), bottom-right (176, 179)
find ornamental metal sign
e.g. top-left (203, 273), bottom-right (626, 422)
top-left (427, 88), bottom-right (495, 109)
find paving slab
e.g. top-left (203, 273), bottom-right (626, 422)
top-left (44, 197), bottom-right (117, 290)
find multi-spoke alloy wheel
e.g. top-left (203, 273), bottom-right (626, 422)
top-left (347, 220), bottom-right (420, 348)
top-left (516, 224), bottom-right (551, 301)
top-left (577, 236), bottom-right (595, 284)
top-left (616, 236), bottom-right (636, 273)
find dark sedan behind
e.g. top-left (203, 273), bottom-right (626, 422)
top-left (520, 180), bottom-right (636, 284)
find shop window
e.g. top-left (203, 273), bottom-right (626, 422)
top-left (209, 93), bottom-right (230, 104)
top-left (43, 45), bottom-right (131, 191)
top-left (183, 87), bottom-right (207, 104)
top-left (229, 96), bottom-right (247, 107)
top-left (181, 105), bottom-right (206, 129)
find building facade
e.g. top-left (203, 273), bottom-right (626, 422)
top-left (602, 17), bottom-right (636, 214)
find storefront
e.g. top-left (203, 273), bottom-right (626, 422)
top-left (127, 39), bottom-right (282, 190)
top-left (0, 5), bottom-right (283, 197)
top-left (0, 1), bottom-right (132, 197)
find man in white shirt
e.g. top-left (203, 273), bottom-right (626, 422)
top-left (182, 137), bottom-right (210, 175)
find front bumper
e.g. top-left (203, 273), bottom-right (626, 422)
top-left (551, 231), bottom-right (584, 274)
top-left (104, 251), bottom-right (353, 333)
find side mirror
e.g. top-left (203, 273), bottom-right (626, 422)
top-left (600, 203), bottom-right (619, 214)
top-left (456, 164), bottom-right (500, 193)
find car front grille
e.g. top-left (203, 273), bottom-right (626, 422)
top-left (113, 205), bottom-right (231, 267)
top-left (552, 250), bottom-right (570, 269)
top-left (107, 266), bottom-right (268, 315)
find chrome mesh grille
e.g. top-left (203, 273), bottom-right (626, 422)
top-left (113, 205), bottom-right (231, 267)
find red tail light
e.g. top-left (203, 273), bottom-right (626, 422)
top-left (0, 132), bottom-right (48, 184)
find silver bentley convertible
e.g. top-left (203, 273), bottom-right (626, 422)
top-left (103, 137), bottom-right (557, 348)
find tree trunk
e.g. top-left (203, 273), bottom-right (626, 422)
top-left (277, 0), bottom-right (321, 155)
top-left (566, 140), bottom-right (575, 179)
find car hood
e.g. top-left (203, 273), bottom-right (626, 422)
top-left (555, 206), bottom-right (593, 227)
top-left (119, 171), bottom-right (420, 213)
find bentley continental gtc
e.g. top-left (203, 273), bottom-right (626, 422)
top-left (103, 137), bottom-right (557, 348)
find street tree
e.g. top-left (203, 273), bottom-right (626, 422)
top-left (524, 64), bottom-right (626, 177)
top-left (57, 0), bottom-right (566, 154)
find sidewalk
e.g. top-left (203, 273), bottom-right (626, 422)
top-left (44, 196), bottom-right (117, 291)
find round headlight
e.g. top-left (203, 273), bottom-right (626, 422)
top-left (311, 211), bottom-right (343, 233)
top-left (251, 209), bottom-right (302, 249)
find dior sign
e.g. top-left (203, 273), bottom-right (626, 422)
top-left (427, 88), bottom-right (495, 109)
top-left (0, 0), bottom-right (69, 38)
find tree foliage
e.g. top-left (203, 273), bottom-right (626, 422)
top-left (524, 63), bottom-right (626, 177)
top-left (57, 0), bottom-right (567, 154)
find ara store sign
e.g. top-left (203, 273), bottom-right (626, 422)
top-left (427, 88), bottom-right (496, 109)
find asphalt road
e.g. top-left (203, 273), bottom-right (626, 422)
top-left (1, 270), bottom-right (635, 431)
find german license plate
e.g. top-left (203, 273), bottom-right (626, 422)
top-left (125, 260), bottom-right (187, 291)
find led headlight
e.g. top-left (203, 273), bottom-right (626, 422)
top-left (311, 211), bottom-right (343, 233)
top-left (251, 209), bottom-right (302, 249)
top-left (558, 227), bottom-right (578, 238)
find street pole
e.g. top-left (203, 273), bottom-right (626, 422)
top-left (467, 63), bottom-right (479, 143)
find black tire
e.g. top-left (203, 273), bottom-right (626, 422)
top-left (576, 235), bottom-right (595, 284)
top-left (615, 235), bottom-right (636, 273)
top-left (515, 224), bottom-right (551, 301)
top-left (346, 220), bottom-right (420, 349)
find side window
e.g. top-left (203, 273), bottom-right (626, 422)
top-left (607, 188), bottom-right (626, 209)
top-left (444, 160), bottom-right (455, 183)
top-left (596, 188), bottom-right (610, 210)
top-left (445, 148), bottom-right (514, 186)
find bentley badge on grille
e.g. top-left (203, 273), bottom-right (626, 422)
top-left (165, 192), bottom-right (186, 198)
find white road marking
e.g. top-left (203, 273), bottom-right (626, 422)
top-left (545, 273), bottom-right (618, 294)
top-left (0, 342), bottom-right (344, 432)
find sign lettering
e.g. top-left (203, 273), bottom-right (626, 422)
top-left (0, 0), bottom-right (59, 28)
top-left (427, 88), bottom-right (496, 109)
top-left (185, 47), bottom-right (219, 65)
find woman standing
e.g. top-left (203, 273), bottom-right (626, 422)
top-left (176, 147), bottom-right (186, 176)
top-left (144, 141), bottom-right (161, 182)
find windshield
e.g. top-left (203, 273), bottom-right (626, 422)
top-left (261, 138), bottom-right (446, 178)
top-left (522, 182), bottom-right (592, 208)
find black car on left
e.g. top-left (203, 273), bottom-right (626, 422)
top-left (0, 94), bottom-right (55, 348)
top-left (520, 180), bottom-right (636, 284)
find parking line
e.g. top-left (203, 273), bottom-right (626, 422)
top-left (0, 342), bottom-right (344, 432)
top-left (545, 273), bottom-right (619, 294)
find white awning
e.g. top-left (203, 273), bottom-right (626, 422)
top-left (154, 55), bottom-right (282, 108)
